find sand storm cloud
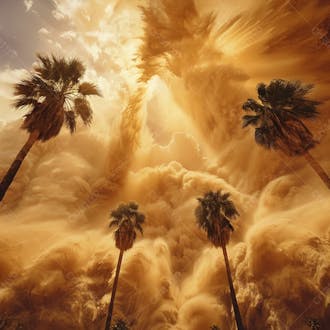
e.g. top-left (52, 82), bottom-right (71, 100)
top-left (0, 0), bottom-right (330, 329)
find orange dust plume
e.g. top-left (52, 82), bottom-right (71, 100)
top-left (0, 0), bottom-right (329, 329)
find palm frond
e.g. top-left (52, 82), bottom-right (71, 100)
top-left (135, 223), bottom-right (143, 235)
top-left (112, 319), bottom-right (130, 330)
top-left (242, 99), bottom-right (264, 113)
top-left (31, 75), bottom-right (55, 98)
top-left (74, 97), bottom-right (93, 125)
top-left (21, 101), bottom-right (65, 141)
top-left (67, 58), bottom-right (85, 83)
top-left (254, 126), bottom-right (274, 148)
top-left (221, 192), bottom-right (230, 200)
top-left (257, 82), bottom-right (267, 103)
top-left (135, 213), bottom-right (145, 225)
top-left (195, 204), bottom-right (205, 227)
top-left (263, 79), bottom-right (318, 110)
top-left (36, 54), bottom-right (51, 68)
top-left (223, 219), bottom-right (234, 231)
top-left (290, 100), bottom-right (320, 118)
top-left (13, 97), bottom-right (39, 109)
top-left (210, 325), bottom-right (221, 330)
top-left (242, 114), bottom-right (261, 128)
top-left (78, 82), bottom-right (101, 96)
top-left (35, 55), bottom-right (85, 87)
top-left (221, 199), bottom-right (239, 218)
top-left (109, 219), bottom-right (120, 228)
top-left (64, 111), bottom-right (76, 133)
top-left (128, 201), bottom-right (139, 210)
top-left (35, 54), bottom-right (52, 80)
top-left (111, 209), bottom-right (121, 220)
top-left (51, 55), bottom-right (66, 82)
top-left (13, 80), bottom-right (36, 97)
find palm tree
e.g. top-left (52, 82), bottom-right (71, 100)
top-left (195, 191), bottom-right (245, 330)
top-left (112, 319), bottom-right (129, 330)
top-left (306, 318), bottom-right (320, 330)
top-left (105, 202), bottom-right (145, 330)
top-left (242, 79), bottom-right (330, 189)
top-left (210, 325), bottom-right (221, 330)
top-left (0, 54), bottom-right (101, 202)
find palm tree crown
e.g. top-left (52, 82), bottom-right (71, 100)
top-left (109, 202), bottom-right (145, 251)
top-left (210, 325), bottom-right (221, 330)
top-left (112, 319), bottom-right (129, 330)
top-left (242, 79), bottom-right (320, 156)
top-left (14, 54), bottom-right (101, 141)
top-left (105, 203), bottom-right (144, 330)
top-left (195, 191), bottom-right (239, 247)
top-left (195, 191), bottom-right (245, 329)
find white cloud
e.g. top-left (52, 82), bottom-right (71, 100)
top-left (0, 68), bottom-right (28, 123)
top-left (24, 0), bottom-right (33, 12)
top-left (87, 43), bottom-right (101, 61)
top-left (0, 68), bottom-right (27, 98)
top-left (60, 31), bottom-right (77, 40)
top-left (52, 9), bottom-right (65, 20)
top-left (53, 0), bottom-right (83, 19)
top-left (38, 27), bottom-right (50, 35)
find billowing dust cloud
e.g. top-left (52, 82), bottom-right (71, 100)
top-left (0, 0), bottom-right (330, 329)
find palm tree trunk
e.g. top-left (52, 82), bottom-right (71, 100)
top-left (105, 249), bottom-right (124, 330)
top-left (304, 151), bottom-right (330, 189)
top-left (0, 130), bottom-right (39, 202)
top-left (221, 243), bottom-right (245, 330)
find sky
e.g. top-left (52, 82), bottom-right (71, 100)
top-left (0, 1), bottom-right (330, 329)
top-left (0, 0), bottom-right (62, 123)
top-left (0, 0), bottom-right (59, 68)
top-left (0, 0), bottom-right (140, 125)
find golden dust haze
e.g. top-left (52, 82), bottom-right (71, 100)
top-left (0, 0), bottom-right (330, 329)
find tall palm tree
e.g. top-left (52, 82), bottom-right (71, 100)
top-left (242, 79), bottom-right (330, 189)
top-left (0, 54), bottom-right (101, 202)
top-left (306, 318), bottom-right (320, 330)
top-left (112, 319), bottom-right (129, 330)
top-left (210, 325), bottom-right (221, 330)
top-left (105, 202), bottom-right (145, 330)
top-left (195, 191), bottom-right (245, 330)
